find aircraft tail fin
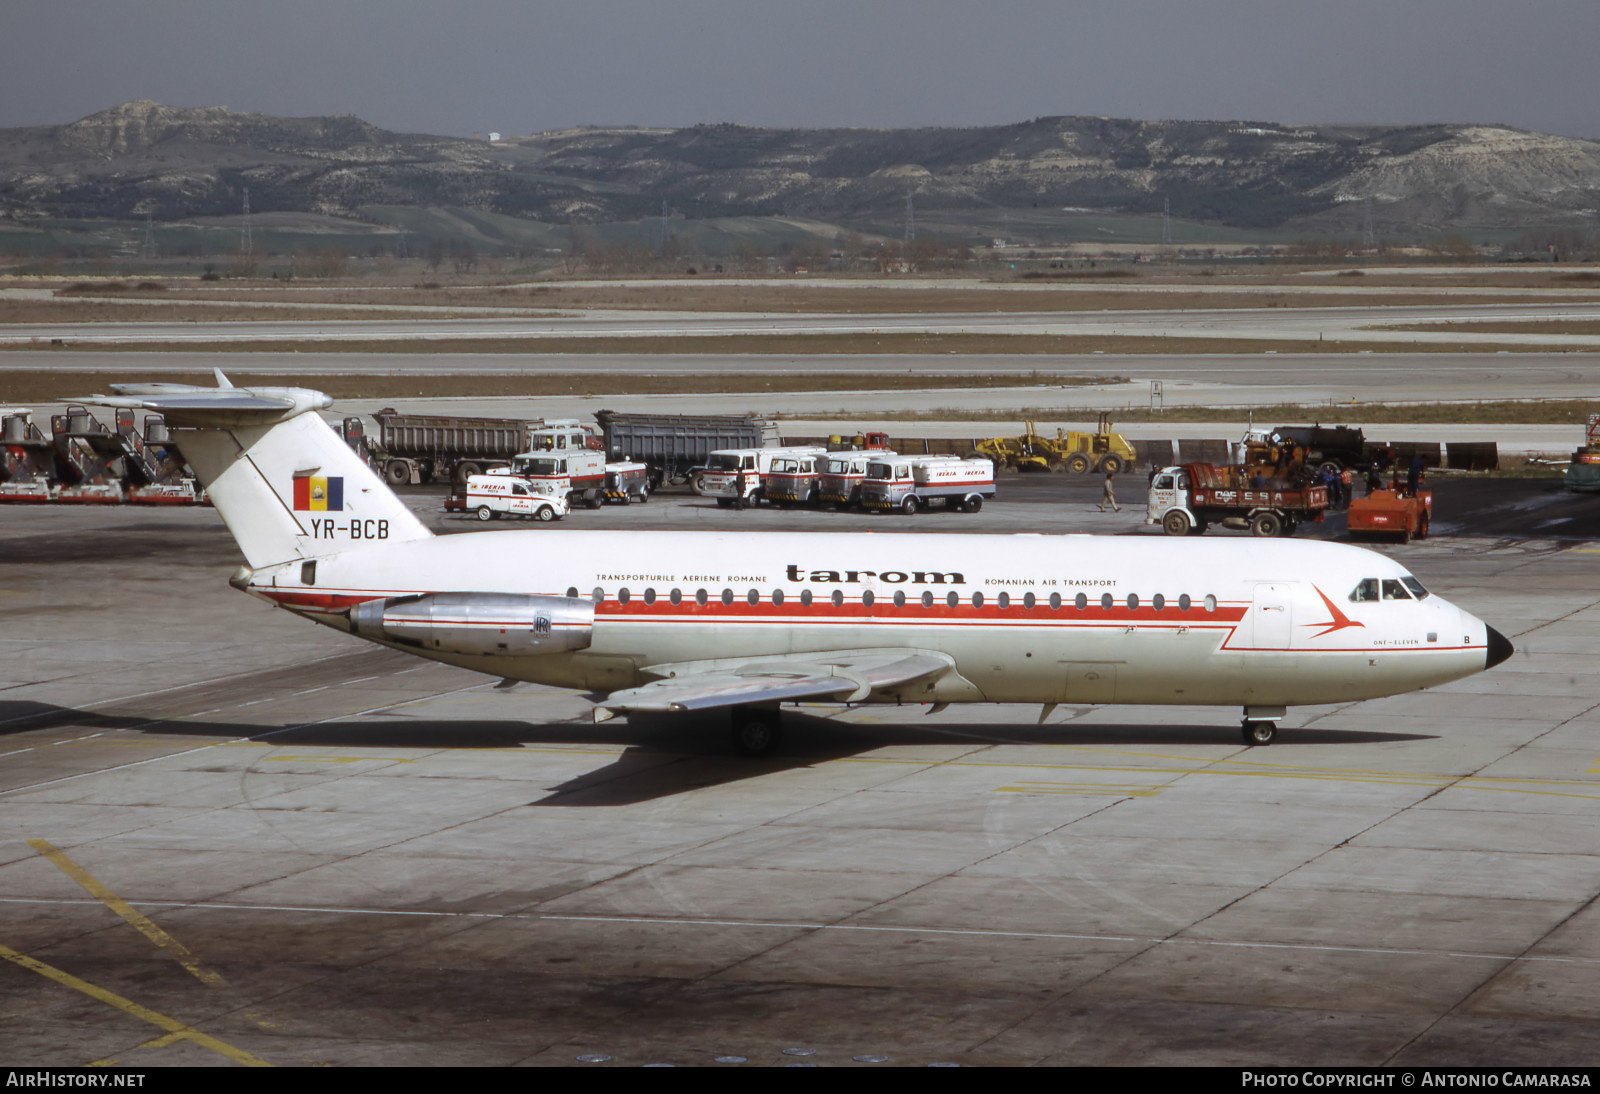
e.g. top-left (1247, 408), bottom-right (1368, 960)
top-left (84, 377), bottom-right (431, 568)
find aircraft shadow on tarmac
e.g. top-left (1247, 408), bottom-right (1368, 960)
top-left (0, 700), bottom-right (1437, 806)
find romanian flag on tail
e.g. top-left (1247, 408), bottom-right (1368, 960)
top-left (292, 474), bottom-right (343, 511)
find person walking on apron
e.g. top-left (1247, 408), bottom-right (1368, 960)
top-left (1099, 470), bottom-right (1120, 512)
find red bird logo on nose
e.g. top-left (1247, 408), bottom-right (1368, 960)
top-left (1305, 585), bottom-right (1366, 638)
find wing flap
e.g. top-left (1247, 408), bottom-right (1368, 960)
top-left (593, 648), bottom-right (960, 721)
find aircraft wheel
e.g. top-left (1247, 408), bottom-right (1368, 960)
top-left (1241, 720), bottom-right (1277, 746)
top-left (1162, 510), bottom-right (1191, 537)
top-left (730, 707), bottom-right (782, 757)
top-left (535, 504), bottom-right (556, 522)
top-left (476, 505), bottom-right (494, 522)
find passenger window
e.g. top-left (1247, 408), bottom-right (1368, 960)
top-left (921, 591), bottom-right (933, 608)
top-left (1350, 579), bottom-right (1380, 603)
top-left (644, 588), bottom-right (656, 604)
top-left (947, 592), bottom-right (959, 608)
top-left (1074, 593), bottom-right (1086, 611)
top-left (1127, 594), bottom-right (1139, 610)
top-left (1179, 594), bottom-right (1191, 611)
top-left (1049, 593), bottom-right (1062, 610)
top-left (695, 588), bottom-right (708, 606)
top-left (972, 592), bottom-right (984, 607)
top-left (1204, 595), bottom-right (1217, 612)
top-left (862, 591), bottom-right (875, 607)
top-left (670, 588), bottom-right (682, 604)
top-left (893, 591), bottom-right (905, 607)
top-left (592, 586), bottom-right (604, 604)
top-left (832, 590), bottom-right (844, 607)
top-left (618, 588), bottom-right (630, 604)
top-left (566, 587), bottom-right (579, 599)
top-left (997, 593), bottom-right (1010, 609)
top-left (800, 589), bottom-right (813, 606)
top-left (1152, 594), bottom-right (1165, 611)
top-left (1382, 579), bottom-right (1412, 601)
top-left (721, 589), bottom-right (734, 606)
top-left (1101, 593), bottom-right (1113, 611)
top-left (772, 589), bottom-right (784, 606)
top-left (747, 589), bottom-right (759, 606)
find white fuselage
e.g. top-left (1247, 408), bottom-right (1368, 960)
top-left (248, 529), bottom-right (1494, 710)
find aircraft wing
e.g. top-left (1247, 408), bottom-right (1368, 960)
top-left (591, 648), bottom-right (963, 721)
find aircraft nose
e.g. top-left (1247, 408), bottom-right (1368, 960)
top-left (1485, 625), bottom-right (1514, 669)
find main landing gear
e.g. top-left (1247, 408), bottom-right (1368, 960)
top-left (1240, 705), bottom-right (1286, 746)
top-left (730, 705), bottom-right (782, 757)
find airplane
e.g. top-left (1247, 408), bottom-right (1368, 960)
top-left (84, 375), bottom-right (1513, 755)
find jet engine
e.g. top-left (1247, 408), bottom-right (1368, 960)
top-left (349, 592), bottom-right (593, 656)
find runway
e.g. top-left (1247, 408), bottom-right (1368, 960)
top-left (5, 299), bottom-right (1600, 347)
top-left (1, 480), bottom-right (1597, 1066)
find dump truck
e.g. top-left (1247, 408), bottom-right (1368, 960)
top-left (860, 455), bottom-right (996, 514)
top-left (1147, 463), bottom-right (1330, 537)
top-left (1239, 424), bottom-right (1369, 475)
top-left (358, 410), bottom-right (544, 485)
top-left (593, 409), bottom-right (776, 488)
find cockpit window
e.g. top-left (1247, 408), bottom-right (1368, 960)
top-left (1381, 579), bottom-right (1412, 601)
top-left (1402, 577), bottom-right (1430, 600)
top-left (1349, 579), bottom-right (1380, 603)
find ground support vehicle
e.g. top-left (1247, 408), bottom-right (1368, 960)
top-left (518, 421), bottom-right (608, 507)
top-left (860, 456), bottom-right (996, 514)
top-left (460, 473), bottom-right (568, 522)
top-left (2, 406), bottom-right (202, 505)
top-left (1147, 463), bottom-right (1330, 537)
top-left (976, 415), bottom-right (1137, 474)
top-left (1, 408), bottom-right (57, 502)
top-left (817, 449), bottom-right (896, 508)
top-left (1347, 488), bottom-right (1431, 542)
top-left (1056, 413), bottom-right (1139, 474)
top-left (603, 462), bottom-right (650, 504)
top-left (1239, 424), bottom-right (1368, 475)
top-left (1562, 414), bottom-right (1600, 493)
top-left (593, 410), bottom-right (775, 489)
top-left (762, 454), bottom-right (823, 506)
top-left (701, 446), bottom-right (828, 508)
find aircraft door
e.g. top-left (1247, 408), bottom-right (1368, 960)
top-left (1251, 583), bottom-right (1293, 649)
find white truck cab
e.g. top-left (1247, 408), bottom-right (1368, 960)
top-left (700, 445), bottom-right (828, 508)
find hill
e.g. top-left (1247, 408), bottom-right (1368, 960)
top-left (2, 102), bottom-right (1598, 252)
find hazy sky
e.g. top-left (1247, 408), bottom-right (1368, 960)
top-left (4, 1), bottom-right (1596, 139)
